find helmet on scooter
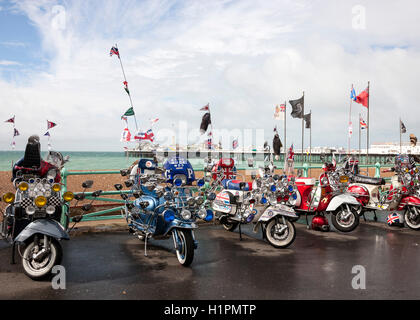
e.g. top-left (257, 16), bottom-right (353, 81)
top-left (387, 212), bottom-right (404, 227)
top-left (163, 156), bottom-right (195, 185)
top-left (311, 215), bottom-right (330, 231)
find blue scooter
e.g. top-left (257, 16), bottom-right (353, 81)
top-left (116, 157), bottom-right (215, 266)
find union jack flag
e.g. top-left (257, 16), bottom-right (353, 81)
top-left (110, 46), bottom-right (120, 58)
top-left (287, 144), bottom-right (294, 160)
top-left (387, 213), bottom-right (400, 224)
top-left (134, 129), bottom-right (154, 142)
top-left (232, 138), bottom-right (238, 150)
top-left (13, 128), bottom-right (20, 137)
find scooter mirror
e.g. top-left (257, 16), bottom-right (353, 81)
top-left (82, 203), bottom-right (92, 211)
top-left (82, 180), bottom-right (94, 189)
top-left (72, 215), bottom-right (83, 223)
top-left (74, 193), bottom-right (85, 201)
top-left (124, 179), bottom-right (134, 188)
top-left (114, 184), bottom-right (123, 191)
top-left (207, 192), bottom-right (216, 201)
top-left (120, 193), bottom-right (129, 200)
top-left (273, 174), bottom-right (280, 181)
top-left (63, 155), bottom-right (70, 163)
top-left (133, 190), bottom-right (143, 198)
top-left (120, 169), bottom-right (128, 177)
top-left (92, 190), bottom-right (103, 197)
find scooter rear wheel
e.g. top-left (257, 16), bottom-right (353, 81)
top-left (222, 221), bottom-right (239, 232)
top-left (404, 206), bottom-right (420, 230)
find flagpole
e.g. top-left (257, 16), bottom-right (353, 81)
top-left (400, 118), bottom-right (402, 153)
top-left (309, 110), bottom-right (312, 176)
top-left (366, 81), bottom-right (370, 164)
top-left (302, 91), bottom-right (305, 164)
top-left (348, 85), bottom-right (353, 155)
top-left (115, 43), bottom-right (138, 131)
top-left (284, 100), bottom-right (287, 161)
top-left (359, 112), bottom-right (361, 157)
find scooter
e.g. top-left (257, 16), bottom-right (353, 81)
top-left (346, 154), bottom-right (420, 230)
top-left (212, 161), bottom-right (298, 248)
top-left (292, 161), bottom-right (361, 232)
top-left (117, 157), bottom-right (215, 266)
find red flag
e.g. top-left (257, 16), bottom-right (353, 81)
top-left (5, 116), bottom-right (15, 124)
top-left (200, 103), bottom-right (209, 111)
top-left (355, 87), bottom-right (369, 108)
top-left (47, 120), bottom-right (57, 130)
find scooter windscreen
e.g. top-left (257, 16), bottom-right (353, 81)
top-left (163, 156), bottom-right (195, 185)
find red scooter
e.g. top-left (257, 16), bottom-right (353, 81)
top-left (291, 162), bottom-right (361, 232)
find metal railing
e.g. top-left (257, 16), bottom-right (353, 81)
top-left (60, 162), bottom-right (393, 225)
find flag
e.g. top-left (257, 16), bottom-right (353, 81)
top-left (207, 130), bottom-right (212, 149)
top-left (200, 103), bottom-right (209, 111)
top-left (121, 116), bottom-right (128, 121)
top-left (11, 141), bottom-right (16, 149)
top-left (121, 127), bottom-right (131, 142)
top-left (123, 107), bottom-right (135, 116)
top-left (273, 133), bottom-right (282, 156)
top-left (355, 87), bottom-right (369, 108)
top-left (44, 131), bottom-right (50, 137)
top-left (400, 120), bottom-right (407, 134)
top-left (47, 120), bottom-right (57, 130)
top-left (289, 96), bottom-right (304, 118)
top-left (360, 117), bottom-right (367, 129)
top-left (110, 46), bottom-right (120, 58)
top-left (200, 112), bottom-right (211, 134)
top-left (13, 128), bottom-right (20, 137)
top-left (134, 129), bottom-right (154, 142)
top-left (123, 81), bottom-right (130, 95)
top-left (5, 116), bottom-right (14, 124)
top-left (350, 86), bottom-right (357, 101)
top-left (304, 113), bottom-right (311, 129)
top-left (348, 123), bottom-right (353, 137)
top-left (287, 144), bottom-right (294, 160)
top-left (232, 138), bottom-right (238, 150)
top-left (274, 104), bottom-right (285, 120)
top-left (150, 118), bottom-right (159, 125)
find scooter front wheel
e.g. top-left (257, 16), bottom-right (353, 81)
top-left (21, 237), bottom-right (62, 280)
top-left (331, 204), bottom-right (360, 232)
top-left (265, 219), bottom-right (296, 249)
top-left (404, 206), bottom-right (420, 230)
top-left (173, 229), bottom-right (194, 267)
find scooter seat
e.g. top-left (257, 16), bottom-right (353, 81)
top-left (222, 179), bottom-right (252, 191)
top-left (353, 175), bottom-right (385, 186)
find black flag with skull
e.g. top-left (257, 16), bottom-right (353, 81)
top-left (289, 96), bottom-right (304, 119)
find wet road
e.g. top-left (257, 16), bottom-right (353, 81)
top-left (1, 215), bottom-right (420, 300)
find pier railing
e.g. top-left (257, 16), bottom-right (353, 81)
top-left (60, 162), bottom-right (392, 225)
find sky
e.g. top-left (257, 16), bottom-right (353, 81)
top-left (0, 0), bottom-right (420, 152)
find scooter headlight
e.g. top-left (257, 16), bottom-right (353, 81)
top-left (181, 209), bottom-right (192, 220)
top-left (46, 205), bottom-right (56, 215)
top-left (288, 185), bottom-right (294, 192)
top-left (35, 196), bottom-right (47, 208)
top-left (260, 197), bottom-right (267, 204)
top-left (270, 184), bottom-right (276, 192)
top-left (2, 192), bottom-right (15, 204)
top-left (26, 206), bottom-right (36, 215)
top-left (18, 182), bottom-right (29, 192)
top-left (163, 209), bottom-right (175, 222)
top-left (198, 208), bottom-right (207, 219)
top-left (63, 191), bottom-right (74, 202)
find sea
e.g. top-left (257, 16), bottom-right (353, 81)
top-left (0, 151), bottom-right (134, 171)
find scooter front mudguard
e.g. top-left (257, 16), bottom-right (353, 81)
top-left (258, 204), bottom-right (298, 222)
top-left (325, 194), bottom-right (360, 212)
top-left (162, 219), bottom-right (198, 236)
top-left (14, 219), bottom-right (69, 243)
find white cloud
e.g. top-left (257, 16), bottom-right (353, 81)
top-left (0, 60), bottom-right (21, 66)
top-left (1, 0), bottom-right (420, 152)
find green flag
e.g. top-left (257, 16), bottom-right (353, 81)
top-left (123, 107), bottom-right (135, 116)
